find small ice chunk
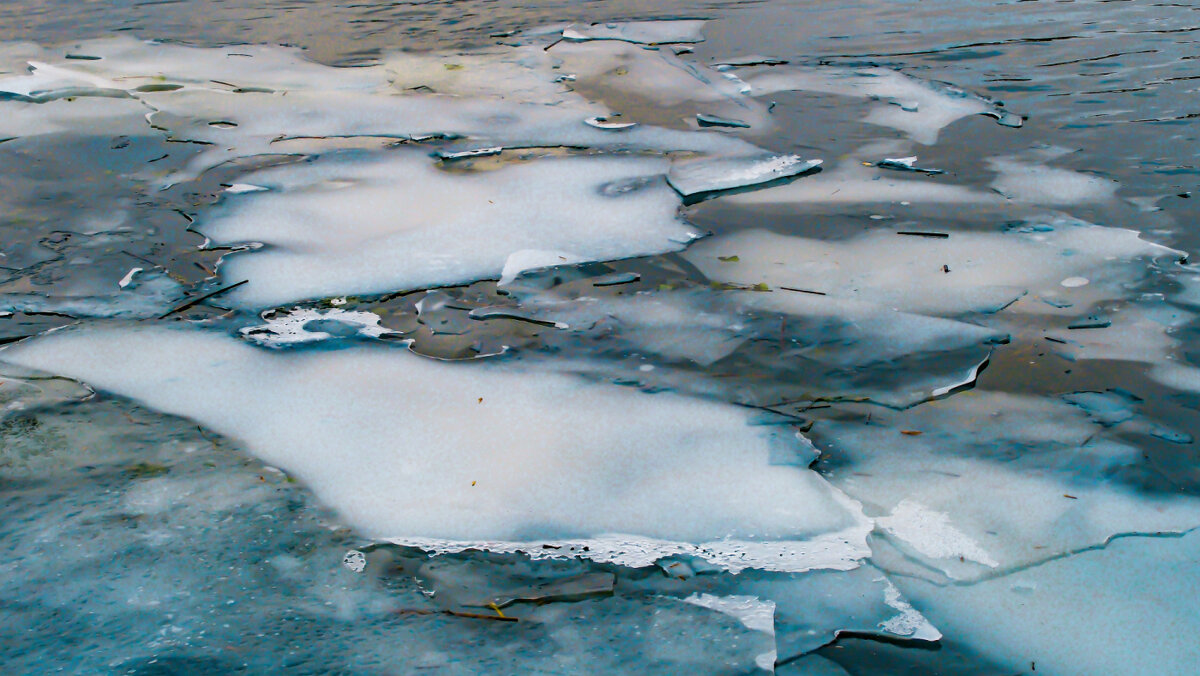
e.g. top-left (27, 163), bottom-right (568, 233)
top-left (341, 550), bottom-right (366, 573)
top-left (117, 267), bottom-right (143, 289)
top-left (224, 183), bottom-right (269, 194)
top-left (877, 156), bottom-right (944, 174)
top-left (746, 66), bottom-right (1019, 144)
top-left (1061, 276), bottom-right (1090, 287)
top-left (686, 224), bottom-right (1180, 317)
top-left (667, 154), bottom-right (822, 197)
top-left (240, 307), bottom-right (398, 346)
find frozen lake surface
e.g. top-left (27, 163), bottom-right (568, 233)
top-left (1, 1), bottom-right (1199, 673)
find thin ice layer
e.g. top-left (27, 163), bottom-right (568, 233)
top-left (199, 150), bottom-right (698, 308)
top-left (895, 529), bottom-right (1200, 675)
top-left (747, 66), bottom-right (1020, 144)
top-left (818, 390), bottom-right (1200, 579)
top-left (685, 223), bottom-right (1180, 316)
top-left (0, 324), bottom-right (871, 572)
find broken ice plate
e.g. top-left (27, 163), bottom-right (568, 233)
top-left (667, 153), bottom-right (822, 198)
top-left (561, 20), bottom-right (706, 45)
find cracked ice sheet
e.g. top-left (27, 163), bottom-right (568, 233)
top-left (894, 529), bottom-right (1200, 675)
top-left (494, 285), bottom-right (1002, 407)
top-left (199, 150), bottom-right (699, 308)
top-left (815, 390), bottom-right (1200, 581)
top-left (0, 40), bottom-right (760, 180)
top-left (684, 222), bottom-right (1181, 317)
top-left (0, 324), bottom-right (872, 574)
top-left (745, 66), bottom-right (1020, 145)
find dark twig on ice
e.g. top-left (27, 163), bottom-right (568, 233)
top-left (159, 280), bottom-right (248, 319)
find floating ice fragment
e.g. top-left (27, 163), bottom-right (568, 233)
top-left (561, 20), bottom-right (706, 45)
top-left (584, 115), bottom-right (637, 130)
top-left (1061, 276), bottom-right (1089, 287)
top-left (0, 325), bottom-right (872, 573)
top-left (341, 550), bottom-right (366, 573)
top-left (117, 267), bottom-right (142, 289)
top-left (1062, 390), bottom-right (1138, 426)
top-left (667, 154), bottom-right (822, 198)
top-left (696, 113), bottom-right (751, 129)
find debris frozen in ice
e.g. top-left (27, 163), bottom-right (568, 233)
top-left (667, 153), bottom-right (822, 198)
top-left (1, 325), bottom-right (872, 573)
top-left (561, 20), bottom-right (706, 45)
top-left (685, 222), bottom-right (1181, 317)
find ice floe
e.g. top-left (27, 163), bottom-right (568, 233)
top-left (685, 221), bottom-right (1182, 317)
top-left (816, 390), bottom-right (1200, 579)
top-left (198, 150), bottom-right (697, 308)
top-left (1, 324), bottom-right (872, 573)
top-left (746, 66), bottom-right (1022, 144)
